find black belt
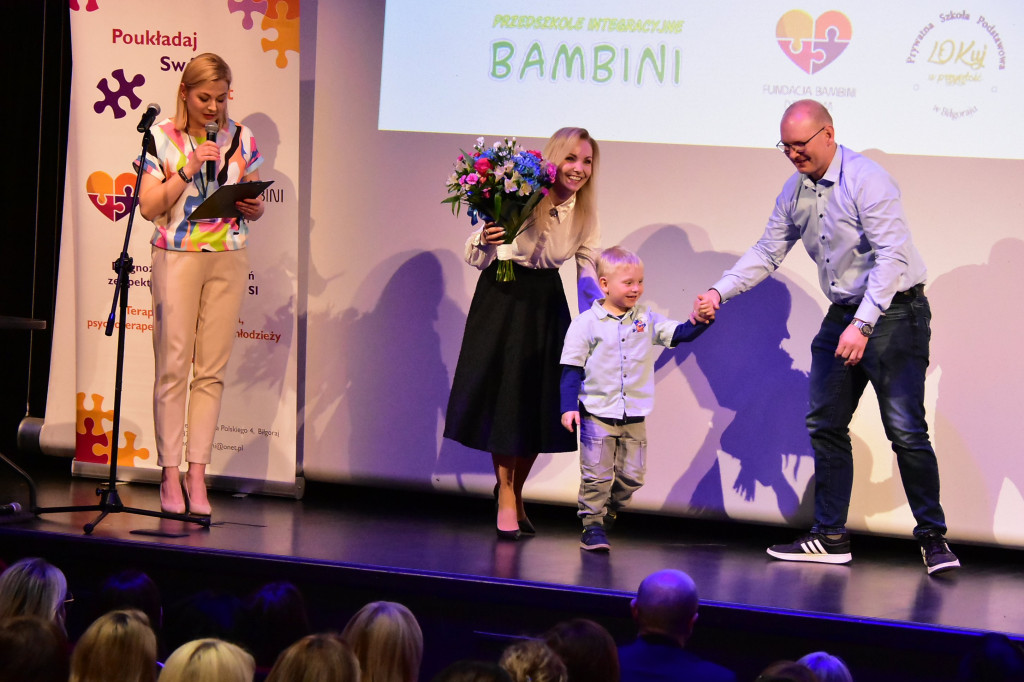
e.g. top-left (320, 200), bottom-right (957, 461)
top-left (891, 283), bottom-right (925, 304)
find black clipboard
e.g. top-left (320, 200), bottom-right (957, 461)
top-left (187, 180), bottom-right (274, 221)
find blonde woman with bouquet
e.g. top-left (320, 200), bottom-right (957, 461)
top-left (444, 127), bottom-right (601, 540)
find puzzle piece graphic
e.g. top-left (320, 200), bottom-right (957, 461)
top-left (261, 0), bottom-right (300, 68)
top-left (70, 0), bottom-right (99, 10)
top-left (93, 69), bottom-right (145, 119)
top-left (94, 430), bottom-right (151, 468)
top-left (86, 171), bottom-right (137, 221)
top-left (777, 37), bottom-right (816, 75)
top-left (228, 0), bottom-right (268, 30)
top-left (810, 26), bottom-right (851, 75)
top-left (776, 10), bottom-right (851, 75)
top-left (76, 393), bottom-right (113, 463)
top-left (776, 9), bottom-right (814, 55)
top-left (77, 418), bottom-right (110, 464)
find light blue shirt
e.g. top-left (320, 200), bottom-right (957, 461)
top-left (560, 300), bottom-right (679, 419)
top-left (712, 145), bottom-right (927, 325)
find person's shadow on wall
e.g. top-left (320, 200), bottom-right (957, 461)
top-left (928, 237), bottom-right (1024, 540)
top-left (324, 251), bottom-right (459, 484)
top-left (627, 225), bottom-right (818, 523)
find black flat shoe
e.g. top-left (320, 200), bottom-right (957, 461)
top-left (496, 527), bottom-right (521, 541)
top-left (518, 517), bottom-right (536, 535)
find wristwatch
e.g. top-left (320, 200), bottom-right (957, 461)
top-left (852, 318), bottom-right (874, 337)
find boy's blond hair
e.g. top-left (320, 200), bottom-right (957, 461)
top-left (596, 245), bottom-right (643, 279)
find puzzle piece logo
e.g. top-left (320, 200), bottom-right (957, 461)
top-left (94, 69), bottom-right (146, 119)
top-left (86, 171), bottom-right (136, 221)
top-left (777, 10), bottom-right (852, 74)
top-left (229, 0), bottom-right (269, 30)
top-left (75, 392), bottom-right (151, 467)
top-left (261, 0), bottom-right (300, 68)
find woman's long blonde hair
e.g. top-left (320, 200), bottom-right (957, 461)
top-left (341, 601), bottom-right (422, 682)
top-left (173, 53), bottom-right (232, 132)
top-left (158, 638), bottom-right (254, 682)
top-left (0, 557), bottom-right (68, 632)
top-left (70, 609), bottom-right (157, 682)
top-left (539, 126), bottom-right (600, 245)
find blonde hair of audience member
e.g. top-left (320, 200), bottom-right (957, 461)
top-left (158, 638), bottom-right (254, 682)
top-left (342, 601), bottom-right (423, 682)
top-left (541, 127), bottom-right (600, 243)
top-left (266, 633), bottom-right (360, 682)
top-left (70, 609), bottom-right (157, 682)
top-left (797, 652), bottom-right (853, 682)
top-left (499, 639), bottom-right (568, 682)
top-left (596, 245), bottom-right (642, 280)
top-left (0, 557), bottom-right (69, 632)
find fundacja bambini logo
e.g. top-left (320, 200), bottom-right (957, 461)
top-left (776, 10), bottom-right (853, 74)
top-left (86, 171), bottom-right (136, 222)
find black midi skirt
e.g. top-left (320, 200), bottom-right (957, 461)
top-left (444, 261), bottom-right (579, 456)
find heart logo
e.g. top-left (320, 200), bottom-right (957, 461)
top-left (86, 170), bottom-right (137, 221)
top-left (777, 10), bottom-right (852, 74)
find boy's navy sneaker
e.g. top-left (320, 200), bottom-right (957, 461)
top-left (767, 532), bottom-right (852, 564)
top-left (918, 530), bottom-right (960, 575)
top-left (580, 526), bottom-right (610, 551)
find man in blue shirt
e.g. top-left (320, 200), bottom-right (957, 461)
top-left (618, 569), bottom-right (736, 682)
top-left (695, 99), bottom-right (959, 575)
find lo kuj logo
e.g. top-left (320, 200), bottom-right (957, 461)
top-left (776, 10), bottom-right (853, 74)
top-left (86, 171), bottom-right (137, 222)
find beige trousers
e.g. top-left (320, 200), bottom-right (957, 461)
top-left (151, 246), bottom-right (249, 467)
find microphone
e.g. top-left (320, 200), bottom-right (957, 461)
top-left (205, 121), bottom-right (219, 186)
top-left (136, 103), bottom-right (160, 132)
top-left (0, 502), bottom-right (22, 515)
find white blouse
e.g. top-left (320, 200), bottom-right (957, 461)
top-left (462, 195), bottom-right (600, 283)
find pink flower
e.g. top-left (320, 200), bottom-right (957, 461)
top-left (457, 154), bottom-right (464, 162)
top-left (474, 157), bottom-right (492, 174)
top-left (466, 173), bottom-right (479, 185)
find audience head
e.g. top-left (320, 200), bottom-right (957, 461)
top-left (757, 660), bottom-right (820, 682)
top-left (499, 639), bottom-right (568, 682)
top-left (70, 609), bottom-right (157, 682)
top-left (158, 637), bottom-right (254, 682)
top-left (0, 557), bottom-right (69, 632)
top-left (163, 589), bottom-right (242, 653)
top-left (631, 569), bottom-right (699, 646)
top-left (342, 601), bottom-right (423, 682)
top-left (242, 580), bottom-right (312, 669)
top-left (957, 633), bottom-right (1024, 682)
top-left (432, 660), bottom-right (513, 682)
top-left (797, 651), bottom-right (853, 682)
top-left (97, 569), bottom-right (163, 631)
top-left (544, 618), bottom-right (619, 682)
top-left (0, 615), bottom-right (70, 682)
top-left (266, 632), bottom-right (360, 682)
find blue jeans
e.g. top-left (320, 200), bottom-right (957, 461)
top-left (807, 296), bottom-right (946, 537)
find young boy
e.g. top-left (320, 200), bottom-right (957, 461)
top-left (560, 246), bottom-right (711, 551)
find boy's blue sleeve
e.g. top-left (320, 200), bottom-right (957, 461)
top-left (670, 319), bottom-right (712, 345)
top-left (559, 364), bottom-right (585, 415)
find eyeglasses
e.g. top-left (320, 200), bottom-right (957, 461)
top-left (776, 126), bottom-right (826, 154)
top-left (63, 590), bottom-right (74, 605)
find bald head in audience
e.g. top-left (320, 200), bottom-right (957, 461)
top-left (630, 569), bottom-right (700, 647)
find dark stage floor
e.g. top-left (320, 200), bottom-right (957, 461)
top-left (2, 458), bottom-right (1023, 642)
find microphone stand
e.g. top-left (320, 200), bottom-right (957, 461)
top-left (30, 124), bottom-right (210, 533)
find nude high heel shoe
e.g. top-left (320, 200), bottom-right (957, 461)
top-left (160, 470), bottom-right (186, 515)
top-left (183, 477), bottom-right (212, 517)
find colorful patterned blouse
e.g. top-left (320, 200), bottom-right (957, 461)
top-left (137, 118), bottom-right (264, 251)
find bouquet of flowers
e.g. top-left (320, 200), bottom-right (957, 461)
top-left (443, 137), bottom-right (557, 281)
